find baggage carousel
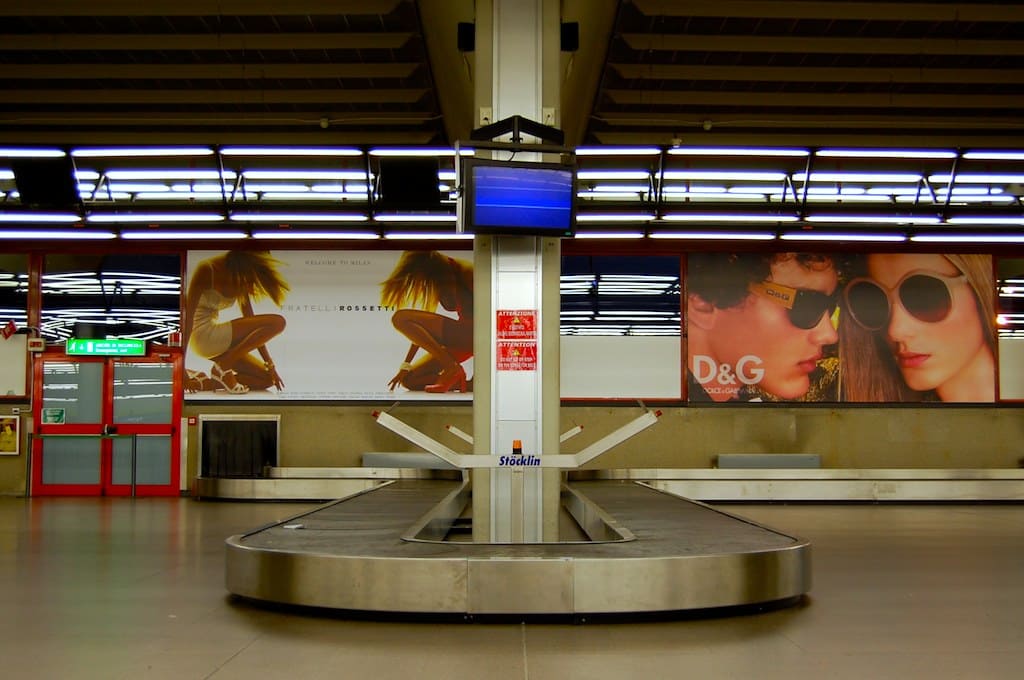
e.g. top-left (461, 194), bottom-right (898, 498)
top-left (225, 477), bottom-right (811, 617)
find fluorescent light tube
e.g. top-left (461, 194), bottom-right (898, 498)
top-left (573, 231), bottom-right (646, 239)
top-left (382, 232), bottom-right (473, 240)
top-left (928, 173), bottom-right (1024, 183)
top-left (663, 171), bottom-right (787, 181)
top-left (106, 184), bottom-right (172, 193)
top-left (373, 214), bottom-right (457, 222)
top-left (220, 147), bottom-right (362, 156)
top-left (662, 186), bottom-right (726, 193)
top-left (0, 148), bottom-right (66, 157)
top-left (944, 216), bottom-right (1024, 225)
top-left (911, 233), bottom-right (1024, 243)
top-left (577, 170), bottom-right (651, 180)
top-left (661, 213), bottom-right (798, 222)
top-left (794, 172), bottom-right (923, 183)
top-left (667, 147), bottom-right (808, 157)
top-left (576, 214), bottom-right (655, 222)
top-left (648, 231), bottom-right (776, 240)
top-left (805, 215), bottom-right (940, 225)
top-left (242, 170), bottom-right (367, 180)
top-left (816, 149), bottom-right (956, 159)
top-left (577, 191), bottom-right (648, 199)
top-left (120, 230), bottom-right (248, 240)
top-left (87, 213), bottom-right (225, 223)
top-left (589, 184), bottom-right (651, 193)
top-left (230, 213), bottom-right (368, 222)
top-left (0, 229), bottom-right (115, 239)
top-left (250, 230), bottom-right (380, 240)
top-left (576, 147), bottom-right (662, 156)
top-left (135, 193), bottom-right (218, 201)
top-left (105, 170), bottom-right (236, 180)
top-left (370, 148), bottom-right (461, 156)
top-left (780, 232), bottom-right (908, 242)
top-left (72, 147), bottom-right (213, 157)
top-left (0, 213), bottom-right (81, 223)
top-left (961, 151), bottom-right (1024, 161)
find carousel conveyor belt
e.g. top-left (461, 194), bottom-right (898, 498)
top-left (226, 479), bottom-right (811, 617)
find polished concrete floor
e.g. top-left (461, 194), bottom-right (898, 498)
top-left (1, 497), bottom-right (1022, 680)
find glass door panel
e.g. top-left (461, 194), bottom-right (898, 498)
top-left (43, 361), bottom-right (103, 424)
top-left (113, 362), bottom-right (173, 424)
top-left (41, 437), bottom-right (101, 485)
top-left (112, 435), bottom-right (172, 487)
top-left (34, 360), bottom-right (106, 495)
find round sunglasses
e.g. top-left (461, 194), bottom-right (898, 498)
top-left (843, 270), bottom-right (967, 331)
top-left (750, 281), bottom-right (838, 330)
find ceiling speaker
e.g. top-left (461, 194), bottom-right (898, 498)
top-left (11, 156), bottom-right (79, 209)
top-left (457, 22), bottom-right (475, 52)
top-left (561, 22), bottom-right (579, 52)
top-left (376, 158), bottom-right (442, 211)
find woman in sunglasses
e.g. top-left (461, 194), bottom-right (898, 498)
top-left (840, 253), bottom-right (995, 402)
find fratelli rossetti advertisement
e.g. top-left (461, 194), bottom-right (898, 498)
top-left (184, 250), bottom-right (473, 401)
top-left (686, 252), bottom-right (996, 404)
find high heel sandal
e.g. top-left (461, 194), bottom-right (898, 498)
top-left (425, 365), bottom-right (467, 393)
top-left (211, 364), bottom-right (249, 394)
top-left (185, 369), bottom-right (216, 393)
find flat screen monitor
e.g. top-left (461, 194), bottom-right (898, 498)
top-left (461, 158), bottom-right (575, 237)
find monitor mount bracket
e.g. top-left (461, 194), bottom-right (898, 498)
top-left (465, 115), bottom-right (569, 155)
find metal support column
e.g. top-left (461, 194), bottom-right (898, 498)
top-left (471, 0), bottom-right (562, 543)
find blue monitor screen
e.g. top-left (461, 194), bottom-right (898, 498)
top-left (466, 161), bottom-right (575, 236)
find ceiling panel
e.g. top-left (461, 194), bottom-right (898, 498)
top-left (0, 0), bottom-right (446, 146)
top-left (585, 0), bottom-right (1024, 148)
top-left (1, 1), bottom-right (1022, 150)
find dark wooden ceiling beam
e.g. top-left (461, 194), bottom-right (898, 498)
top-left (0, 33), bottom-right (412, 50)
top-left (0, 129), bottom-right (438, 146)
top-left (592, 111), bottom-right (1024, 129)
top-left (592, 130), bottom-right (1024, 148)
top-left (610, 63), bottom-right (1024, 85)
top-left (5, 63), bottom-right (420, 80)
top-left (2, 89), bottom-right (428, 104)
top-left (0, 111), bottom-right (438, 125)
top-left (622, 34), bottom-right (1024, 56)
top-left (0, 0), bottom-right (403, 16)
top-left (632, 0), bottom-right (1024, 22)
top-left (606, 89), bottom-right (1024, 108)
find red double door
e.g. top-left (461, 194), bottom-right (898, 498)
top-left (31, 355), bottom-right (182, 496)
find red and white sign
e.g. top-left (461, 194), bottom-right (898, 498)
top-left (496, 309), bottom-right (536, 340)
top-left (497, 341), bottom-right (537, 371)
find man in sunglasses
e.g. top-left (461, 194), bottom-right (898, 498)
top-left (687, 252), bottom-right (840, 402)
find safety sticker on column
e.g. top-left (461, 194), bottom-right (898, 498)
top-left (496, 341), bottom-right (537, 371)
top-left (496, 309), bottom-right (536, 340)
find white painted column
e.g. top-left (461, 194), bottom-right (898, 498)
top-left (472, 0), bottom-right (561, 543)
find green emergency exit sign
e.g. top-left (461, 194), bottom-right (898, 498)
top-left (66, 338), bottom-right (146, 356)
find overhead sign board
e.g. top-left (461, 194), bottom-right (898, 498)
top-left (66, 338), bottom-right (146, 356)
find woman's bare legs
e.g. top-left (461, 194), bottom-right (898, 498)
top-left (390, 309), bottom-right (472, 391)
top-left (211, 314), bottom-right (285, 390)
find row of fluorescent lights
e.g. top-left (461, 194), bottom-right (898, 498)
top-left (7, 144), bottom-right (1022, 159)
top-left (0, 146), bottom-right (470, 158)
top-left (2, 228), bottom-right (1022, 243)
top-left (1, 144), bottom-right (1022, 243)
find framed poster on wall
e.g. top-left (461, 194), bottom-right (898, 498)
top-left (0, 415), bottom-right (19, 456)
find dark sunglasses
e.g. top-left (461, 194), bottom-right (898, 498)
top-left (750, 281), bottom-right (838, 330)
top-left (843, 270), bottom-right (967, 331)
